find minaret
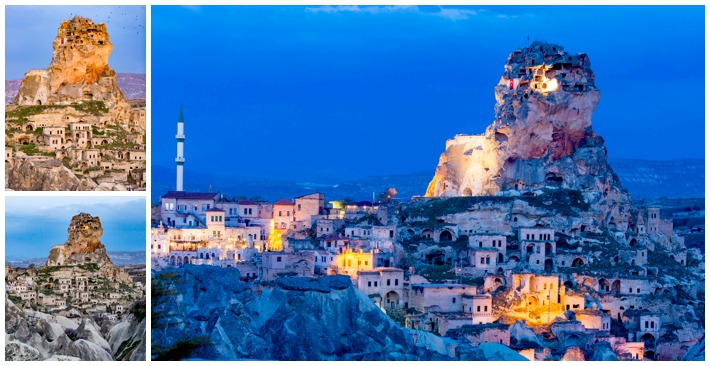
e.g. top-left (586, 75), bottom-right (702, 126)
top-left (175, 105), bottom-right (185, 191)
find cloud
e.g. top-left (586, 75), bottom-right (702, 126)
top-left (305, 5), bottom-right (417, 15)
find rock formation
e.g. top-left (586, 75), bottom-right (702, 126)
top-left (14, 16), bottom-right (129, 111)
top-left (151, 265), bottom-right (524, 361)
top-left (45, 213), bottom-right (112, 268)
top-left (425, 41), bottom-right (632, 228)
top-left (5, 158), bottom-right (97, 191)
top-left (6, 16), bottom-right (146, 191)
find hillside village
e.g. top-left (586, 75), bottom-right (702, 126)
top-left (151, 41), bottom-right (704, 361)
top-left (6, 213), bottom-right (146, 361)
top-left (5, 16), bottom-right (146, 191)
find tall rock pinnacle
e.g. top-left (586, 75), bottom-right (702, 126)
top-left (45, 213), bottom-right (113, 268)
top-left (426, 41), bottom-right (631, 228)
top-left (14, 16), bottom-right (128, 109)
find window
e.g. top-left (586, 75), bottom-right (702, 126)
top-left (347, 260), bottom-right (352, 266)
top-left (365, 261), bottom-right (368, 266)
top-left (651, 321), bottom-right (655, 328)
top-left (637, 288), bottom-right (640, 293)
top-left (298, 204), bottom-right (301, 211)
top-left (387, 279), bottom-right (391, 286)
top-left (481, 257), bottom-right (485, 264)
top-left (244, 208), bottom-right (248, 215)
top-left (390, 230), bottom-right (394, 238)
top-left (277, 256), bottom-right (282, 262)
top-left (452, 298), bottom-right (456, 304)
top-left (395, 279), bottom-right (398, 286)
top-left (286, 211), bottom-right (290, 217)
top-left (629, 288), bottom-right (633, 293)
top-left (374, 281), bottom-right (378, 287)
top-left (479, 242), bottom-right (483, 247)
top-left (543, 284), bottom-right (547, 290)
top-left (645, 321), bottom-right (649, 328)
top-left (279, 211), bottom-right (282, 217)
top-left (484, 306), bottom-right (488, 312)
top-left (368, 281), bottom-right (372, 287)
top-left (477, 306), bottom-right (481, 312)
top-left (485, 257), bottom-right (490, 264)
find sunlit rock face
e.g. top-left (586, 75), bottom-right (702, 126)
top-left (14, 16), bottom-right (129, 110)
top-left (426, 41), bottom-right (631, 228)
top-left (45, 213), bottom-right (113, 268)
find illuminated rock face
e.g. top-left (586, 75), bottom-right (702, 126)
top-left (426, 41), bottom-right (631, 227)
top-left (14, 16), bottom-right (129, 110)
top-left (45, 213), bottom-right (113, 268)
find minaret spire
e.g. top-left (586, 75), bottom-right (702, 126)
top-left (175, 104), bottom-right (185, 191)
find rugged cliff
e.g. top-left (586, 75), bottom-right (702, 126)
top-left (426, 41), bottom-right (632, 228)
top-left (152, 265), bottom-right (526, 361)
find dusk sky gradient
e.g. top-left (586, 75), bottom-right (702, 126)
top-left (5, 5), bottom-right (146, 79)
top-left (163, 6), bottom-right (702, 190)
top-left (5, 197), bottom-right (146, 261)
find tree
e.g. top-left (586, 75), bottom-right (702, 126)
top-left (378, 188), bottom-right (398, 203)
top-left (249, 196), bottom-right (265, 202)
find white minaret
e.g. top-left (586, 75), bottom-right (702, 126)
top-left (175, 105), bottom-right (185, 191)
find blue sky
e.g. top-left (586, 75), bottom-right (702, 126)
top-left (5, 5), bottom-right (146, 79)
top-left (152, 6), bottom-right (704, 190)
top-left (5, 196), bottom-right (146, 260)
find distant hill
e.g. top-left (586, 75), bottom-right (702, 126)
top-left (5, 251), bottom-right (146, 268)
top-left (151, 158), bottom-right (704, 203)
top-left (5, 73), bottom-right (146, 104)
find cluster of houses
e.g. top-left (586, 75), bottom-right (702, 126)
top-left (151, 189), bottom-right (699, 360)
top-left (5, 263), bottom-right (144, 322)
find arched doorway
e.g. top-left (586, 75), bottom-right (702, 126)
top-left (545, 242), bottom-right (553, 256)
top-left (612, 280), bottom-right (621, 294)
top-left (564, 334), bottom-right (581, 348)
top-left (544, 259), bottom-right (553, 272)
top-left (640, 333), bottom-right (656, 350)
top-left (439, 230), bottom-right (453, 242)
top-left (385, 291), bottom-right (399, 309)
top-left (572, 258), bottom-right (584, 267)
top-left (462, 187), bottom-right (473, 196)
top-left (526, 243), bottom-right (535, 254)
top-left (529, 276), bottom-right (536, 292)
top-left (583, 277), bottom-right (594, 288)
top-left (498, 253), bottom-right (504, 263)
top-left (599, 278), bottom-right (610, 292)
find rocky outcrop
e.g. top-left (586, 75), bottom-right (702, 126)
top-left (425, 41), bottom-right (632, 228)
top-left (589, 342), bottom-right (620, 361)
top-left (152, 265), bottom-right (524, 361)
top-left (5, 298), bottom-right (115, 361)
top-left (14, 16), bottom-right (129, 111)
top-left (509, 321), bottom-right (541, 349)
top-left (561, 346), bottom-right (585, 361)
top-left (106, 313), bottom-right (146, 361)
top-left (681, 336), bottom-right (705, 361)
top-left (6, 158), bottom-right (97, 191)
top-left (45, 213), bottom-right (113, 268)
top-left (5, 341), bottom-right (42, 361)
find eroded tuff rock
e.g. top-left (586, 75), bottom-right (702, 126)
top-left (45, 213), bottom-right (112, 268)
top-left (426, 41), bottom-right (631, 228)
top-left (151, 265), bottom-right (524, 361)
top-left (14, 16), bottom-right (130, 111)
top-left (6, 158), bottom-right (97, 191)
